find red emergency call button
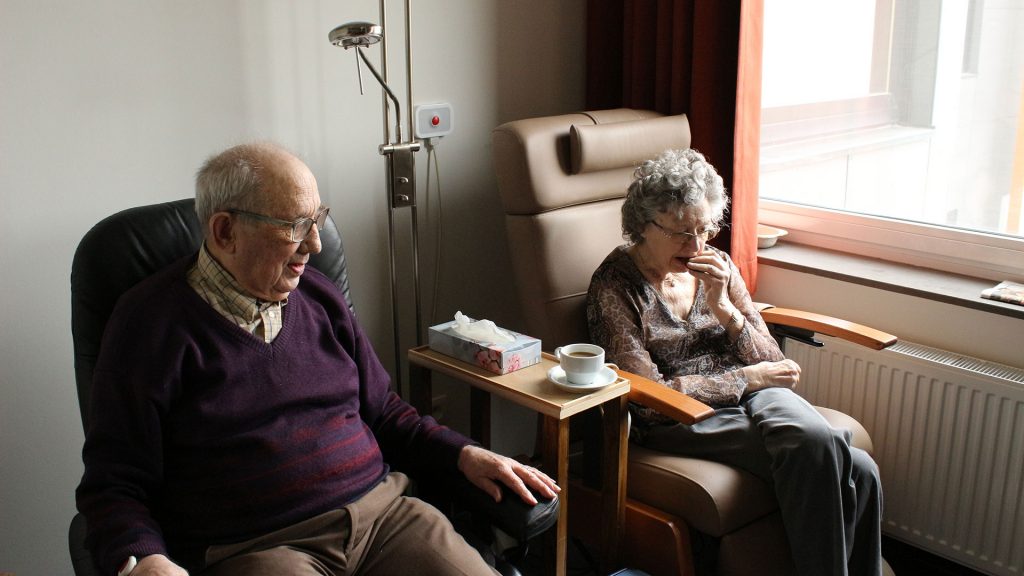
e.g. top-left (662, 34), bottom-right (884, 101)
top-left (414, 103), bottom-right (453, 138)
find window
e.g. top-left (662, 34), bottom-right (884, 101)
top-left (759, 0), bottom-right (1024, 281)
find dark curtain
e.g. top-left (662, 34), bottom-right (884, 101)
top-left (587, 0), bottom-right (764, 291)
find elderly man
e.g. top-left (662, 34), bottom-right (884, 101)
top-left (77, 142), bottom-right (558, 576)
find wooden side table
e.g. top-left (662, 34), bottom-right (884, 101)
top-left (408, 346), bottom-right (629, 576)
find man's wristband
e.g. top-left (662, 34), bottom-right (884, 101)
top-left (117, 556), bottom-right (137, 576)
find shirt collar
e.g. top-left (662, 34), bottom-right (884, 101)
top-left (194, 244), bottom-right (286, 322)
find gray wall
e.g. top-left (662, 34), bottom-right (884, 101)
top-left (0, 1), bottom-right (585, 573)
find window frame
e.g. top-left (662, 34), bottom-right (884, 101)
top-left (758, 0), bottom-right (1024, 282)
top-left (761, 0), bottom-right (895, 145)
top-left (758, 200), bottom-right (1024, 281)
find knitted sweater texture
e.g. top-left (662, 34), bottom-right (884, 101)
top-left (76, 256), bottom-right (469, 574)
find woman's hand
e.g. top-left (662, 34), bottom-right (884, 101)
top-left (742, 359), bottom-right (801, 393)
top-left (687, 249), bottom-right (741, 332)
top-left (686, 249), bottom-right (731, 308)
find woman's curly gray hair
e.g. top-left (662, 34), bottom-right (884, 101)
top-left (621, 148), bottom-right (729, 244)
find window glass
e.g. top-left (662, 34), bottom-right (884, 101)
top-left (762, 1), bottom-right (878, 107)
top-left (760, 0), bottom-right (1024, 275)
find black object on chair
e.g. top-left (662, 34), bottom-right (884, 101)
top-left (69, 199), bottom-right (556, 575)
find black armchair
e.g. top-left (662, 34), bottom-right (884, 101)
top-left (69, 199), bottom-right (556, 576)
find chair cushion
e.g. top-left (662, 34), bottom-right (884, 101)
top-left (717, 511), bottom-right (794, 576)
top-left (816, 406), bottom-right (874, 455)
top-left (627, 444), bottom-right (778, 537)
top-left (626, 406), bottom-right (874, 537)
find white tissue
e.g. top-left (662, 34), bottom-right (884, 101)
top-left (451, 311), bottom-right (516, 344)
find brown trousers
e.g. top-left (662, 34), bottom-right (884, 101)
top-left (199, 472), bottom-right (498, 576)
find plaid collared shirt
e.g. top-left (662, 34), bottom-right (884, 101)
top-left (187, 244), bottom-right (286, 343)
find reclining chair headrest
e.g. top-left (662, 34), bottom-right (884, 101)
top-left (491, 109), bottom-right (690, 346)
top-left (570, 114), bottom-right (691, 176)
top-left (493, 109), bottom-right (690, 215)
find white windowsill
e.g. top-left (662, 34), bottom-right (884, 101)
top-left (757, 242), bottom-right (1024, 321)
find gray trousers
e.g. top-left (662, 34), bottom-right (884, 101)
top-left (199, 472), bottom-right (498, 576)
top-left (639, 387), bottom-right (883, 576)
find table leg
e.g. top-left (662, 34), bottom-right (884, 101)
top-left (600, 395), bottom-right (628, 574)
top-left (540, 415), bottom-right (569, 576)
top-left (470, 387), bottom-right (491, 448)
top-left (409, 362), bottom-right (433, 416)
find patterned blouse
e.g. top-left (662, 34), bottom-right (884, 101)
top-left (586, 245), bottom-right (785, 425)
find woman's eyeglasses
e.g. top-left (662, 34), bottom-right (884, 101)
top-left (649, 220), bottom-right (719, 243)
top-left (228, 207), bottom-right (330, 243)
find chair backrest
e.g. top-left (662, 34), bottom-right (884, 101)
top-left (491, 109), bottom-right (691, 348)
top-left (70, 198), bottom-right (353, 431)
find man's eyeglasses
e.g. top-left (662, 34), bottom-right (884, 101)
top-left (228, 207), bottom-right (330, 243)
top-left (649, 220), bottom-right (719, 243)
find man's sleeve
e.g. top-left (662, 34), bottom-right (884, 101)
top-left (76, 306), bottom-right (171, 576)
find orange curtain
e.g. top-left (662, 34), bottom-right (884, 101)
top-left (586, 0), bottom-right (764, 291)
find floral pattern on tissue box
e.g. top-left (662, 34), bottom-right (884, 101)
top-left (428, 318), bottom-right (541, 375)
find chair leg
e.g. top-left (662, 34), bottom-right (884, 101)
top-left (569, 481), bottom-right (696, 576)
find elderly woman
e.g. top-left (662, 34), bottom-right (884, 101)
top-left (586, 148), bottom-right (883, 575)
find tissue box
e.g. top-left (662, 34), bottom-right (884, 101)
top-left (428, 318), bottom-right (541, 375)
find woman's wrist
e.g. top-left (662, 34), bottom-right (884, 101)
top-left (727, 309), bottom-right (743, 331)
top-left (710, 299), bottom-right (732, 323)
top-left (719, 306), bottom-right (743, 335)
top-left (740, 365), bottom-right (760, 392)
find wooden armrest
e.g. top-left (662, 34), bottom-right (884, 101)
top-left (614, 368), bottom-right (715, 425)
top-left (758, 306), bottom-right (897, 350)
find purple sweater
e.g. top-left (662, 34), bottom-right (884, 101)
top-left (76, 255), bottom-right (470, 575)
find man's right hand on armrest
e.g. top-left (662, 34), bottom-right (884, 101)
top-left (130, 554), bottom-right (188, 576)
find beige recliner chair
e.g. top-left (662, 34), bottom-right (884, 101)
top-left (491, 109), bottom-right (896, 576)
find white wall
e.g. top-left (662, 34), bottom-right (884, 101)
top-left (0, 1), bottom-right (584, 574)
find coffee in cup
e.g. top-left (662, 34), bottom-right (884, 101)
top-left (554, 343), bottom-right (606, 385)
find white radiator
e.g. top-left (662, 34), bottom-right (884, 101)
top-left (786, 336), bottom-right (1024, 576)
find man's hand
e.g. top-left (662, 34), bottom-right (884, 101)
top-left (457, 445), bottom-right (560, 506)
top-left (132, 554), bottom-right (189, 576)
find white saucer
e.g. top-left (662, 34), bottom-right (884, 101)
top-left (547, 365), bottom-right (618, 393)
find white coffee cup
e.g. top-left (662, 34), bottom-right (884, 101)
top-left (554, 343), bottom-right (606, 385)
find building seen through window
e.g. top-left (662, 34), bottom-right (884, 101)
top-left (760, 0), bottom-right (1024, 279)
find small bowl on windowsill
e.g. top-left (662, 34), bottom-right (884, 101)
top-left (757, 224), bottom-right (788, 249)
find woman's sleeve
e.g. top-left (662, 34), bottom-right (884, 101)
top-left (587, 271), bottom-right (747, 407)
top-left (724, 255), bottom-right (786, 365)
